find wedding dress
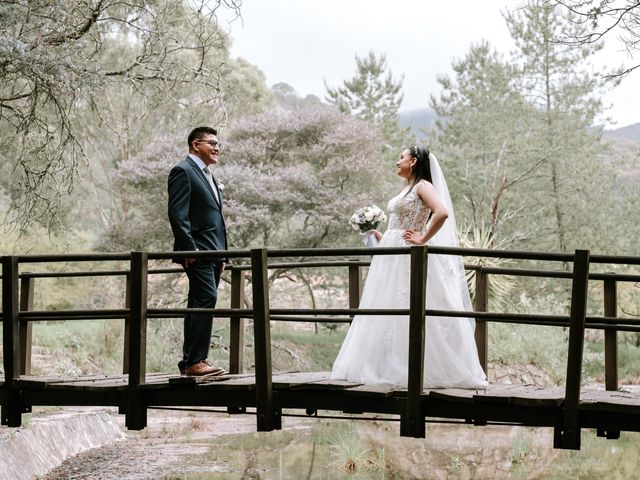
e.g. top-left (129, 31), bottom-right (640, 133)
top-left (331, 154), bottom-right (488, 389)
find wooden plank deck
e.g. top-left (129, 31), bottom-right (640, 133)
top-left (4, 371), bottom-right (640, 433)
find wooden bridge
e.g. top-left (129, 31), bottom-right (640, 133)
top-left (2, 246), bottom-right (640, 451)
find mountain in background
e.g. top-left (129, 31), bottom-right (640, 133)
top-left (398, 108), bottom-right (438, 139)
top-left (399, 108), bottom-right (640, 145)
top-left (603, 123), bottom-right (640, 143)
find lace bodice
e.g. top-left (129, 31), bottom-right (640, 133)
top-left (387, 183), bottom-right (431, 232)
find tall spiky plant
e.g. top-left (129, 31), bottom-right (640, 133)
top-left (460, 224), bottom-right (516, 310)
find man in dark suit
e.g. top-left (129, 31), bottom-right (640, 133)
top-left (168, 126), bottom-right (228, 376)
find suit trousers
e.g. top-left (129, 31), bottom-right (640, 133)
top-left (179, 260), bottom-right (221, 370)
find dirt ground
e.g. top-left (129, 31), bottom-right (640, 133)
top-left (41, 408), bottom-right (285, 479)
top-left (38, 406), bottom-right (563, 480)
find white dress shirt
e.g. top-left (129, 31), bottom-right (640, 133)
top-left (189, 153), bottom-right (219, 203)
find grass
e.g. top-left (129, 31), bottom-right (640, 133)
top-left (488, 322), bottom-right (569, 384)
top-left (544, 431), bottom-right (640, 479)
top-left (12, 297), bottom-right (640, 387)
top-left (21, 306), bottom-right (347, 377)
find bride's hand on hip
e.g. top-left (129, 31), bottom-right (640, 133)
top-left (403, 229), bottom-right (425, 245)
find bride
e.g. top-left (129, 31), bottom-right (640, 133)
top-left (331, 146), bottom-right (488, 389)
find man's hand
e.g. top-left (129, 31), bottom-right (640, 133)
top-left (184, 257), bottom-right (196, 268)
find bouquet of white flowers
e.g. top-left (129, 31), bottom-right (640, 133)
top-left (350, 206), bottom-right (386, 247)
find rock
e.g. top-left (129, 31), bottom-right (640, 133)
top-left (0, 408), bottom-right (124, 480)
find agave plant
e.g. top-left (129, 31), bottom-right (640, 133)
top-left (459, 224), bottom-right (516, 310)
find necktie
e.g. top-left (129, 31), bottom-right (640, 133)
top-left (203, 166), bottom-right (220, 203)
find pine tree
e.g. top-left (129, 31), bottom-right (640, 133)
top-left (325, 50), bottom-right (415, 207)
top-left (326, 51), bottom-right (403, 123)
top-left (430, 41), bottom-right (538, 245)
top-left (505, 0), bottom-right (610, 253)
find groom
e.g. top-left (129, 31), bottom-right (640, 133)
top-left (168, 126), bottom-right (228, 376)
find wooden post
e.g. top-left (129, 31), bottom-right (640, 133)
top-left (473, 269), bottom-right (488, 373)
top-left (348, 260), bottom-right (362, 312)
top-left (2, 256), bottom-right (22, 427)
top-left (19, 274), bottom-right (34, 376)
top-left (603, 278), bottom-right (618, 391)
top-left (251, 248), bottom-right (280, 431)
top-left (598, 276), bottom-right (620, 439)
top-left (555, 249), bottom-right (589, 450)
top-left (126, 252), bottom-right (148, 430)
top-left (123, 272), bottom-right (131, 375)
top-left (229, 267), bottom-right (245, 374)
top-left (400, 245), bottom-right (428, 438)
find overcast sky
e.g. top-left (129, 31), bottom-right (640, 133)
top-left (222, 0), bottom-right (637, 128)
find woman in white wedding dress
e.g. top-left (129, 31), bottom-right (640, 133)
top-left (331, 146), bottom-right (488, 389)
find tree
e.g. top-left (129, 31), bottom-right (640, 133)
top-left (99, 106), bottom-right (389, 253)
top-left (326, 51), bottom-right (403, 124)
top-left (505, 0), bottom-right (610, 253)
top-left (0, 0), bottom-right (241, 231)
top-left (550, 0), bottom-right (640, 78)
top-left (325, 49), bottom-right (414, 207)
top-left (66, 53), bottom-right (272, 240)
top-left (430, 41), bottom-right (542, 246)
top-left (271, 82), bottom-right (323, 110)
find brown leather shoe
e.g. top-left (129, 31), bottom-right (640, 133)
top-left (184, 360), bottom-right (225, 377)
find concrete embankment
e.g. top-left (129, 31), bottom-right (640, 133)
top-left (0, 408), bottom-right (124, 480)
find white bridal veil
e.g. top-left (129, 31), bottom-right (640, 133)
top-left (427, 152), bottom-right (474, 318)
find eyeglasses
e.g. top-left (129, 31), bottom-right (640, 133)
top-left (196, 139), bottom-right (222, 148)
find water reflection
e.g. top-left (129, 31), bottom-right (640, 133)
top-left (170, 419), bottom-right (640, 479)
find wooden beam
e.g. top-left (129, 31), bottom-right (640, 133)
top-left (126, 252), bottom-right (148, 430)
top-left (229, 268), bottom-right (245, 374)
top-left (2, 256), bottom-right (22, 426)
top-left (401, 245), bottom-right (428, 438)
top-left (19, 274), bottom-right (34, 376)
top-left (600, 276), bottom-right (620, 439)
top-left (251, 248), bottom-right (280, 431)
top-left (474, 269), bottom-right (488, 372)
top-left (123, 273), bottom-right (131, 375)
top-left (604, 277), bottom-right (618, 391)
top-left (555, 249), bottom-right (589, 450)
top-left (348, 260), bottom-right (362, 311)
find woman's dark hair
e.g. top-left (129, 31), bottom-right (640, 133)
top-left (404, 145), bottom-right (432, 196)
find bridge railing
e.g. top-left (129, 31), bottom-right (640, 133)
top-left (2, 247), bottom-right (640, 448)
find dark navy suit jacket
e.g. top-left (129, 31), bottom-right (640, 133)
top-left (168, 156), bottom-right (228, 264)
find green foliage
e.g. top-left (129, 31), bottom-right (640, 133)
top-left (545, 431), bottom-right (640, 478)
top-left (327, 423), bottom-right (371, 473)
top-left (489, 290), bottom-right (572, 383)
top-left (272, 325), bottom-right (346, 372)
top-left (0, 0), bottom-right (246, 233)
top-left (431, 1), bottom-right (619, 255)
top-left (459, 223), bottom-right (517, 309)
top-left (504, 0), bottom-right (610, 253)
top-left (325, 50), bottom-right (415, 160)
top-left (271, 82), bottom-right (324, 110)
top-left (550, 0), bottom-right (640, 79)
top-left (222, 107), bottom-right (391, 250)
top-left (430, 41), bottom-right (538, 246)
top-left (326, 50), bottom-right (403, 125)
top-left (98, 106), bottom-right (391, 252)
top-left (490, 322), bottom-right (569, 384)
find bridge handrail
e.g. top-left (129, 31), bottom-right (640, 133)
top-left (2, 246), bottom-right (637, 446)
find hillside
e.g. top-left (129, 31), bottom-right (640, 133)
top-left (604, 122), bottom-right (640, 143)
top-left (398, 108), bottom-right (438, 139)
top-left (400, 110), bottom-right (639, 145)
